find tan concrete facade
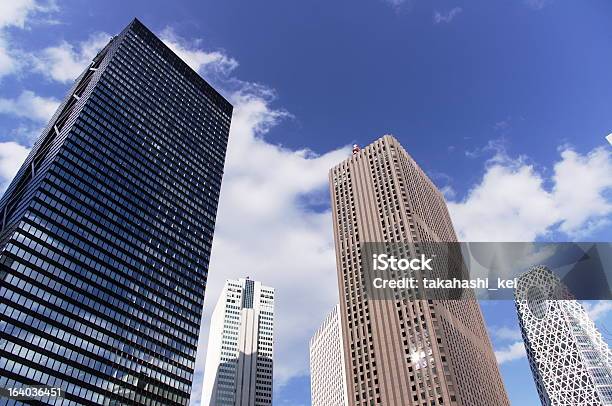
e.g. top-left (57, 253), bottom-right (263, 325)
top-left (329, 135), bottom-right (509, 406)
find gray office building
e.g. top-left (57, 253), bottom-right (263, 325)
top-left (201, 278), bottom-right (274, 406)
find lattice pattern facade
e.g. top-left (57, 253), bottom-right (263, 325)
top-left (516, 266), bottom-right (612, 405)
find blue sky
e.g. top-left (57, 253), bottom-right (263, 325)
top-left (0, 1), bottom-right (611, 405)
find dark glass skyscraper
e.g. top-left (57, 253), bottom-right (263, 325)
top-left (0, 19), bottom-right (232, 406)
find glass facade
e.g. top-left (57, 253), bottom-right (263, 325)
top-left (0, 19), bottom-right (232, 406)
top-left (200, 279), bottom-right (274, 406)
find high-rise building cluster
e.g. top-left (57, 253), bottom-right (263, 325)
top-left (0, 15), bottom-right (609, 406)
top-left (310, 134), bottom-right (611, 406)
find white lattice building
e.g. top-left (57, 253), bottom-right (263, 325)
top-left (515, 265), bottom-right (612, 405)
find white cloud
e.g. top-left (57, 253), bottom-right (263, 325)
top-left (553, 148), bottom-right (612, 235)
top-left (494, 120), bottom-right (510, 132)
top-left (160, 28), bottom-right (238, 77)
top-left (0, 35), bottom-right (23, 77)
top-left (583, 300), bottom-right (612, 322)
top-left (0, 90), bottom-right (59, 122)
top-left (33, 24), bottom-right (236, 84)
top-left (0, 0), bottom-right (57, 78)
top-left (465, 138), bottom-right (507, 159)
top-left (495, 341), bottom-right (526, 364)
top-left (491, 326), bottom-right (522, 341)
top-left (433, 7), bottom-right (463, 24)
top-left (440, 185), bottom-right (456, 199)
top-left (8, 124), bottom-right (44, 143)
top-left (448, 160), bottom-right (557, 241)
top-left (379, 0), bottom-right (417, 11)
top-left (32, 31), bottom-right (110, 83)
top-left (524, 0), bottom-right (552, 10)
top-left (448, 146), bottom-right (612, 241)
top-left (0, 141), bottom-right (30, 191)
top-left (0, 0), bottom-right (56, 29)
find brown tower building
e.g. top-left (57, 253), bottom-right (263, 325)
top-left (329, 135), bottom-right (509, 406)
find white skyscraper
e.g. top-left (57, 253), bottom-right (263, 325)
top-left (309, 305), bottom-right (349, 406)
top-left (515, 266), bottom-right (612, 406)
top-left (201, 278), bottom-right (274, 406)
